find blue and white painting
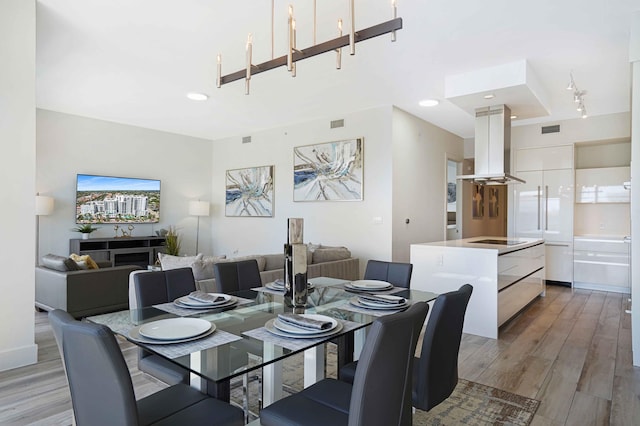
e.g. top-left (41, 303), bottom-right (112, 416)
top-left (225, 165), bottom-right (274, 217)
top-left (293, 138), bottom-right (363, 201)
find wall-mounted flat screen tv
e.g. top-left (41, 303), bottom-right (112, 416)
top-left (76, 174), bottom-right (161, 224)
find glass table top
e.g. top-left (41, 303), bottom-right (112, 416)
top-left (87, 278), bottom-right (438, 384)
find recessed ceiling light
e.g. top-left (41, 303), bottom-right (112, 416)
top-left (418, 99), bottom-right (439, 107)
top-left (483, 94), bottom-right (495, 99)
top-left (186, 92), bottom-right (209, 101)
top-left (510, 115), bottom-right (517, 119)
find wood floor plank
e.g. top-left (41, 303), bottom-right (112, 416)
top-left (565, 391), bottom-right (611, 426)
top-left (535, 366), bottom-right (578, 423)
top-left (576, 334), bottom-right (617, 400)
top-left (610, 375), bottom-right (640, 425)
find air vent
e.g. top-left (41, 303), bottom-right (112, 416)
top-left (330, 119), bottom-right (344, 129)
top-left (541, 125), bottom-right (560, 134)
top-left (242, 136), bottom-right (252, 144)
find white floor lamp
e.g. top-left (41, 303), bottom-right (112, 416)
top-left (189, 200), bottom-right (210, 254)
top-left (35, 194), bottom-right (55, 265)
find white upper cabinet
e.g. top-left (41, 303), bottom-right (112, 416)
top-left (575, 166), bottom-right (630, 203)
top-left (515, 145), bottom-right (573, 172)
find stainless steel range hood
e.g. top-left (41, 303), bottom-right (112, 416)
top-left (457, 105), bottom-right (525, 185)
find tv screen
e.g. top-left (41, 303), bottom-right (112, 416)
top-left (76, 174), bottom-right (161, 224)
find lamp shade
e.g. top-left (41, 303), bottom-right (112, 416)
top-left (189, 200), bottom-right (210, 217)
top-left (35, 195), bottom-right (55, 216)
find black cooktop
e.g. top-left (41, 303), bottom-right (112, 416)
top-left (471, 239), bottom-right (523, 246)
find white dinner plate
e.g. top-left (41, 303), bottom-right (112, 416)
top-left (350, 280), bottom-right (393, 290)
top-left (138, 318), bottom-right (212, 340)
top-left (350, 297), bottom-right (408, 311)
top-left (273, 314), bottom-right (338, 335)
top-left (175, 293), bottom-right (232, 307)
top-left (265, 282), bottom-right (315, 292)
top-left (265, 318), bottom-right (343, 339)
top-left (174, 296), bottom-right (237, 310)
top-left (128, 323), bottom-right (216, 345)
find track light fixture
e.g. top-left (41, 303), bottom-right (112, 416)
top-left (216, 0), bottom-right (403, 94)
top-left (567, 72), bottom-right (588, 119)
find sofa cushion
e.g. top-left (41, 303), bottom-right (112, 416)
top-left (191, 255), bottom-right (226, 281)
top-left (69, 253), bottom-right (99, 270)
top-left (41, 254), bottom-right (80, 272)
top-left (312, 247), bottom-right (351, 264)
top-left (264, 253), bottom-right (285, 271)
top-left (158, 253), bottom-right (203, 271)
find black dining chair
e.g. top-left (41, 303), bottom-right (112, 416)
top-left (213, 259), bottom-right (264, 417)
top-left (338, 284), bottom-right (472, 413)
top-left (363, 260), bottom-right (413, 288)
top-left (48, 309), bottom-right (243, 426)
top-left (412, 283), bottom-right (473, 411)
top-left (259, 301), bottom-right (430, 426)
top-left (132, 268), bottom-right (195, 385)
top-left (213, 259), bottom-right (262, 293)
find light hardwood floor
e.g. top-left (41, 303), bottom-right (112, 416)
top-left (1, 285), bottom-right (638, 425)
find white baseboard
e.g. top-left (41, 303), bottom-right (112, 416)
top-left (573, 281), bottom-right (631, 294)
top-left (0, 343), bottom-right (38, 372)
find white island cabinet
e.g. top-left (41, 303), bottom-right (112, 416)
top-left (410, 237), bottom-right (545, 339)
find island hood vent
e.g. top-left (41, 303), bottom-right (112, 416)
top-left (457, 105), bottom-right (525, 185)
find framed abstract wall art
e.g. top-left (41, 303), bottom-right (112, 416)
top-left (293, 138), bottom-right (363, 201)
top-left (225, 165), bottom-right (274, 217)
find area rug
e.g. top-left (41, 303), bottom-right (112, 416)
top-left (413, 379), bottom-right (540, 425)
top-left (230, 350), bottom-right (540, 425)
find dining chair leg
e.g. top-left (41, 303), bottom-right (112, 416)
top-left (242, 373), bottom-right (250, 424)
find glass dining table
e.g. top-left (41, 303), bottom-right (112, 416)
top-left (87, 277), bottom-right (438, 407)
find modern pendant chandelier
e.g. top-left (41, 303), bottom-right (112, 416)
top-left (216, 0), bottom-right (403, 94)
top-left (566, 72), bottom-right (588, 119)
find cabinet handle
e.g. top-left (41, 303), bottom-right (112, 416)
top-left (545, 185), bottom-right (549, 231)
top-left (545, 243), bottom-right (569, 247)
top-left (537, 186), bottom-right (541, 230)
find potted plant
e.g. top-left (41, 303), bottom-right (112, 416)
top-left (73, 224), bottom-right (99, 239)
top-left (164, 226), bottom-right (181, 255)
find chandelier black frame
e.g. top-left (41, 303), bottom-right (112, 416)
top-left (216, 1), bottom-right (403, 94)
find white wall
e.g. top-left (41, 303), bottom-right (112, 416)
top-left (511, 112), bottom-right (631, 150)
top-left (211, 106), bottom-right (394, 275)
top-left (391, 107), bottom-right (464, 261)
top-left (0, 0), bottom-right (38, 371)
top-left (36, 109), bottom-right (214, 258)
top-left (629, 10), bottom-right (640, 366)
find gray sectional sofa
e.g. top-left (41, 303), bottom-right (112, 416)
top-left (158, 246), bottom-right (359, 293)
top-left (35, 254), bottom-right (142, 318)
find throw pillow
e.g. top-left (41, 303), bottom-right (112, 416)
top-left (158, 253), bottom-right (203, 270)
top-left (191, 255), bottom-right (226, 281)
top-left (312, 247), bottom-right (352, 264)
top-left (41, 254), bottom-right (80, 272)
top-left (69, 253), bottom-right (99, 269)
top-left (306, 242), bottom-right (322, 264)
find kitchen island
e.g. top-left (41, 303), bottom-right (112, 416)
top-left (410, 236), bottom-right (545, 339)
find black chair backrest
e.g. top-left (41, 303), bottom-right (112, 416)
top-left (349, 301), bottom-right (429, 426)
top-left (49, 310), bottom-right (139, 426)
top-left (213, 259), bottom-right (262, 293)
top-left (134, 267), bottom-right (196, 307)
top-left (412, 284), bottom-right (473, 411)
top-left (364, 260), bottom-right (413, 288)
